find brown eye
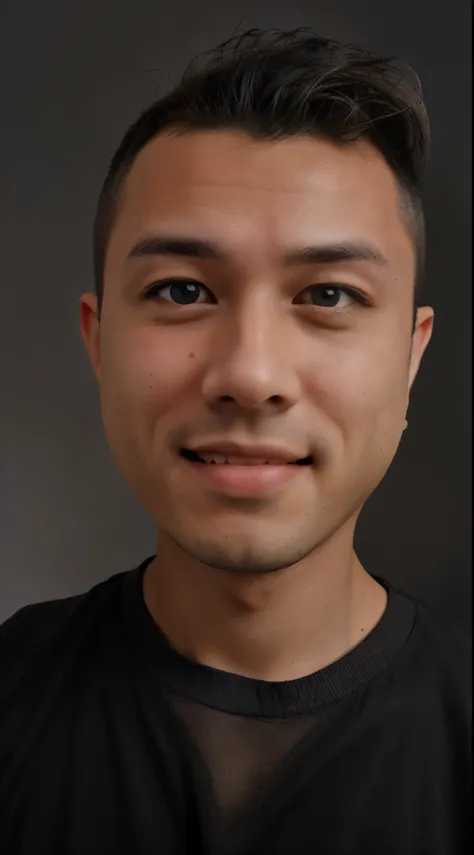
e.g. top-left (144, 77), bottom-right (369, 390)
top-left (311, 286), bottom-right (343, 307)
top-left (144, 279), bottom-right (214, 305)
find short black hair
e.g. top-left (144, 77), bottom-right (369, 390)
top-left (93, 27), bottom-right (430, 332)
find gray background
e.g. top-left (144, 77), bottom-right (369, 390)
top-left (2, 1), bottom-right (471, 626)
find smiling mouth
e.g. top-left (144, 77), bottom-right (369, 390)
top-left (180, 449), bottom-right (313, 466)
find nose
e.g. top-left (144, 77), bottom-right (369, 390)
top-left (201, 304), bottom-right (301, 414)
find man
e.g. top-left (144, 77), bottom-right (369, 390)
top-left (0, 27), bottom-right (470, 855)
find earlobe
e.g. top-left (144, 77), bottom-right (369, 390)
top-left (79, 293), bottom-right (101, 380)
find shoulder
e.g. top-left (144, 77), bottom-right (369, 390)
top-left (0, 569), bottom-right (130, 700)
top-left (414, 596), bottom-right (470, 665)
top-left (403, 591), bottom-right (471, 708)
top-left (1, 573), bottom-right (120, 646)
top-left (1, 593), bottom-right (86, 642)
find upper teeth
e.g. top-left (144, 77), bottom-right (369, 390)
top-left (199, 454), bottom-right (284, 465)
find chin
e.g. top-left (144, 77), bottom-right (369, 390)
top-left (167, 524), bottom-right (318, 576)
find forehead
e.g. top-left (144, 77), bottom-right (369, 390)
top-left (107, 129), bottom-right (414, 275)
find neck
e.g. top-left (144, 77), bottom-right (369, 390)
top-left (142, 527), bottom-right (387, 682)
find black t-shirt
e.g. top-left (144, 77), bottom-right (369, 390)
top-left (0, 555), bottom-right (471, 855)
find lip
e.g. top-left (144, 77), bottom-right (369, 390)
top-left (181, 456), bottom-right (308, 498)
top-left (187, 441), bottom-right (305, 464)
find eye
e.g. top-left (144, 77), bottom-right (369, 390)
top-left (294, 285), bottom-right (369, 309)
top-left (143, 279), bottom-right (215, 305)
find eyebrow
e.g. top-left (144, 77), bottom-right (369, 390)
top-left (126, 233), bottom-right (390, 268)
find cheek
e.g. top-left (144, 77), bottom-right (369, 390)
top-left (304, 340), bottom-right (408, 436)
top-left (99, 327), bottom-right (197, 433)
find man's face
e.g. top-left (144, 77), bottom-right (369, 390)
top-left (81, 130), bottom-right (433, 574)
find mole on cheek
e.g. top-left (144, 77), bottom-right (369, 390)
top-left (188, 352), bottom-right (195, 359)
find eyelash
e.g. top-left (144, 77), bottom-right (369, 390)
top-left (142, 279), bottom-right (370, 308)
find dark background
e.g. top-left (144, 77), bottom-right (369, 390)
top-left (1, 1), bottom-right (471, 626)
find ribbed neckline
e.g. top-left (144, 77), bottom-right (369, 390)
top-left (120, 554), bottom-right (420, 718)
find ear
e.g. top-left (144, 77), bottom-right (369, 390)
top-left (407, 306), bottom-right (435, 395)
top-left (79, 293), bottom-right (101, 381)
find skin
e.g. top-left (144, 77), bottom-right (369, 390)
top-left (80, 129), bottom-right (434, 682)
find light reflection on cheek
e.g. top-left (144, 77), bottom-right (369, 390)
top-left (115, 335), bottom-right (196, 416)
top-left (304, 346), bottom-right (393, 437)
